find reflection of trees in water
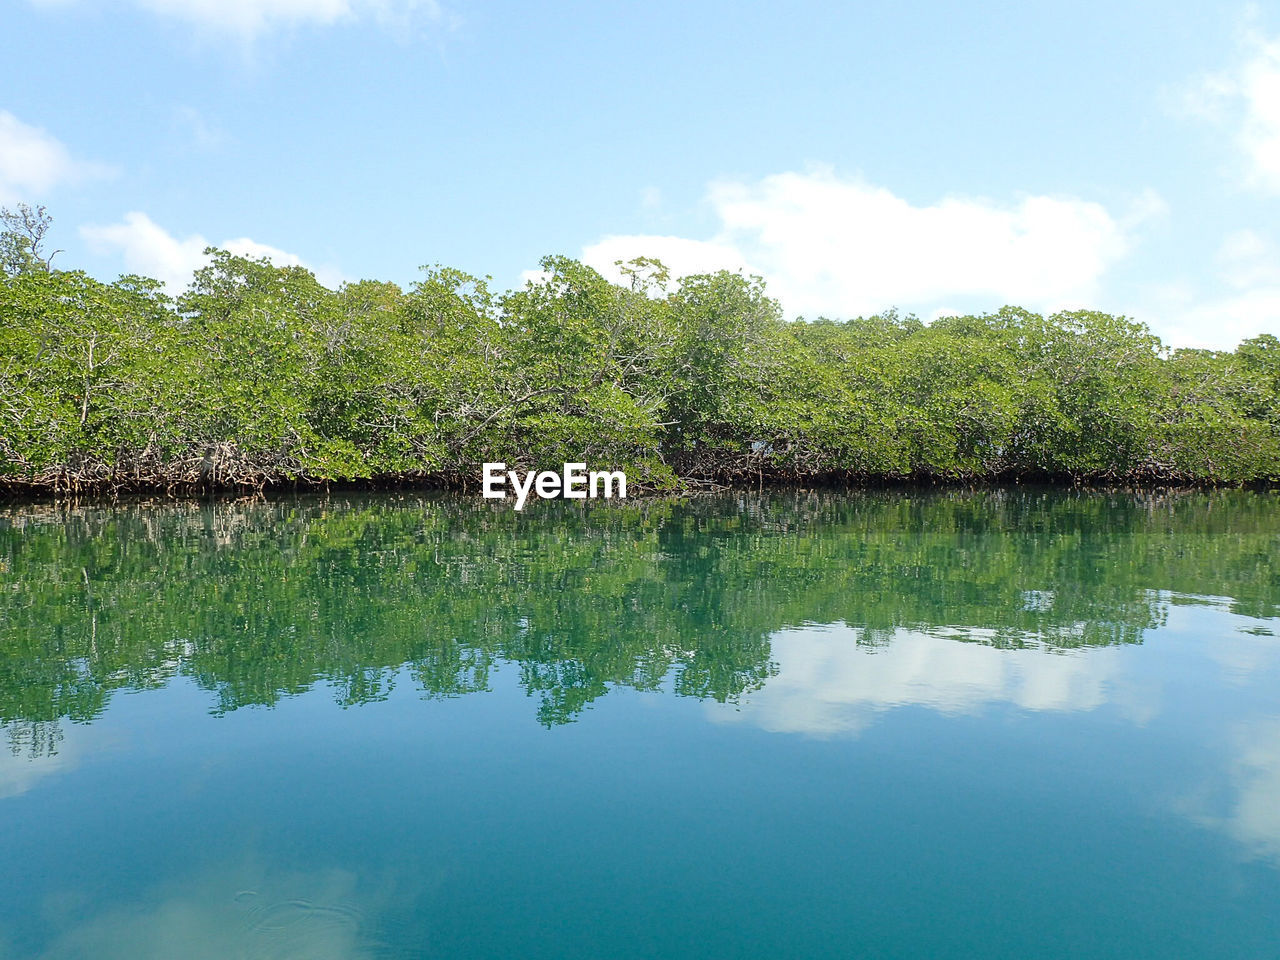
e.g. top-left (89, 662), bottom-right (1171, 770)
top-left (0, 489), bottom-right (1276, 726)
top-left (4, 719), bottom-right (63, 758)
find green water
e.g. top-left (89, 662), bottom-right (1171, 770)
top-left (1, 490), bottom-right (1279, 959)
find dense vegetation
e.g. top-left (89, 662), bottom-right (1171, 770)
top-left (3, 489), bottom-right (1277, 738)
top-left (3, 206), bottom-right (1280, 492)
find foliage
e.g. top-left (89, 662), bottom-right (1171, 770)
top-left (2, 489), bottom-right (1277, 728)
top-left (2, 214), bottom-right (1279, 489)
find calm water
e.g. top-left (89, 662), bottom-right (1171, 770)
top-left (1, 490), bottom-right (1279, 959)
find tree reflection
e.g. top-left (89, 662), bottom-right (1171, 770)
top-left (1, 489), bottom-right (1277, 727)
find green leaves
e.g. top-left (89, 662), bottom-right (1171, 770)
top-left (3, 490), bottom-right (1278, 726)
top-left (1, 217), bottom-right (1278, 489)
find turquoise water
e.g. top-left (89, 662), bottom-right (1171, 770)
top-left (1, 490), bottom-right (1279, 958)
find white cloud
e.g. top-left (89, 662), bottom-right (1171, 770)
top-left (716, 171), bottom-right (1135, 318)
top-left (223, 235), bottom-right (309, 268)
top-left (1216, 228), bottom-right (1280, 288)
top-left (569, 169), bottom-right (1148, 321)
top-left (1179, 715), bottom-right (1280, 864)
top-left (1190, 18), bottom-right (1280, 194)
top-left (1221, 716), bottom-right (1280, 860)
top-left (29, 0), bottom-right (444, 36)
top-left (81, 212), bottom-right (208, 290)
top-left (0, 110), bottom-right (112, 204)
top-left (0, 718), bottom-right (117, 799)
top-left (1153, 17), bottom-right (1280, 348)
top-left (81, 211), bottom-right (345, 291)
top-left (1156, 287), bottom-right (1280, 349)
top-left (581, 235), bottom-right (750, 289)
top-left (172, 106), bottom-right (228, 150)
top-left (1133, 231), bottom-right (1280, 349)
top-left (707, 624), bottom-right (1135, 737)
top-left (0, 723), bottom-right (76, 799)
top-left (40, 861), bottom-right (385, 960)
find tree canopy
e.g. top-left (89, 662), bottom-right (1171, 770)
top-left (2, 215), bottom-right (1279, 491)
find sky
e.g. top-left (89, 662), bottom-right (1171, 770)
top-left (3, 0), bottom-right (1280, 348)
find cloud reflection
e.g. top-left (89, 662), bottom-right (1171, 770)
top-left (34, 863), bottom-right (393, 960)
top-left (1189, 716), bottom-right (1280, 863)
top-left (0, 721), bottom-right (81, 799)
top-left (707, 623), bottom-right (1135, 736)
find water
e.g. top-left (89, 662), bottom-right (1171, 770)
top-left (1, 489), bottom-right (1278, 959)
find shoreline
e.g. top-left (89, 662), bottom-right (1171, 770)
top-left (3, 468), bottom-right (1276, 504)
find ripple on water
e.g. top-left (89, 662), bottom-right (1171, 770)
top-left (233, 890), bottom-right (390, 960)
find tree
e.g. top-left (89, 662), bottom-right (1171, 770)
top-left (0, 203), bottom-right (59, 277)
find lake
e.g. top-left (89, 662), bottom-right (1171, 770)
top-left (1, 489), bottom-right (1278, 959)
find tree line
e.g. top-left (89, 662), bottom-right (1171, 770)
top-left (3, 206), bottom-right (1280, 493)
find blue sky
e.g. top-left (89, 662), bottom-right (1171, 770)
top-left (3, 0), bottom-right (1280, 347)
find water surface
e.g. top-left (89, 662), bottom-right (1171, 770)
top-left (2, 490), bottom-right (1278, 958)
